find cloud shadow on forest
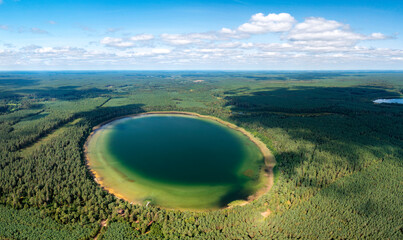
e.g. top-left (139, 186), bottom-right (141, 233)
top-left (223, 86), bottom-right (402, 206)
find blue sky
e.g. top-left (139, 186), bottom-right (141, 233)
top-left (0, 0), bottom-right (402, 70)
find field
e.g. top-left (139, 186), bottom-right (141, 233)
top-left (0, 71), bottom-right (402, 239)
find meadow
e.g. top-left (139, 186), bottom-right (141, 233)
top-left (0, 71), bottom-right (402, 239)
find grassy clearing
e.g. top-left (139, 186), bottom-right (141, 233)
top-left (20, 118), bottom-right (83, 157)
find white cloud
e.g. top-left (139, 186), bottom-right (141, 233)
top-left (237, 13), bottom-right (296, 34)
top-left (132, 48), bottom-right (171, 56)
top-left (3, 42), bottom-right (402, 69)
top-left (369, 32), bottom-right (387, 40)
top-left (152, 48), bottom-right (171, 54)
top-left (196, 48), bottom-right (224, 53)
top-left (101, 34), bottom-right (155, 49)
top-left (210, 41), bottom-right (254, 49)
top-left (292, 17), bottom-right (342, 33)
top-left (101, 34), bottom-right (155, 48)
top-left (100, 37), bottom-right (135, 48)
top-left (1, 12), bottom-right (401, 69)
top-left (161, 33), bottom-right (217, 45)
top-left (161, 34), bottom-right (195, 45)
top-left (287, 17), bottom-right (387, 47)
top-left (130, 34), bottom-right (154, 41)
top-left (49, 21), bottom-right (57, 25)
top-left (220, 28), bottom-right (236, 35)
top-left (34, 47), bottom-right (71, 54)
top-left (217, 28), bottom-right (249, 39)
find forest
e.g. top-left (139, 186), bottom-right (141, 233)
top-left (0, 71), bottom-right (402, 239)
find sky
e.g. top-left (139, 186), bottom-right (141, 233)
top-left (0, 0), bottom-right (402, 70)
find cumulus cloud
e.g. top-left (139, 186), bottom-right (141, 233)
top-left (237, 13), bottom-right (296, 34)
top-left (3, 42), bottom-right (402, 69)
top-left (217, 28), bottom-right (248, 39)
top-left (130, 34), bottom-right (154, 41)
top-left (161, 34), bottom-right (193, 45)
top-left (213, 13), bottom-right (296, 38)
top-left (161, 33), bottom-right (217, 45)
top-left (101, 34), bottom-right (155, 48)
top-left (287, 17), bottom-right (387, 47)
top-left (219, 28), bottom-right (237, 35)
top-left (292, 17), bottom-right (342, 33)
top-left (369, 32), bottom-right (387, 40)
top-left (1, 12), bottom-right (401, 69)
top-left (100, 37), bottom-right (135, 48)
top-left (131, 48), bottom-right (171, 56)
top-left (216, 41), bottom-right (254, 49)
top-left (34, 47), bottom-right (70, 54)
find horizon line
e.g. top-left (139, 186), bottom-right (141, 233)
top-left (1, 69), bottom-right (403, 72)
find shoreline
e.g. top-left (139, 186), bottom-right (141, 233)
top-left (84, 111), bottom-right (276, 210)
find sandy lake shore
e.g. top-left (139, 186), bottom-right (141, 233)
top-left (84, 111), bottom-right (276, 210)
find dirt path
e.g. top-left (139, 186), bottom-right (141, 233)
top-left (261, 208), bottom-right (272, 218)
top-left (84, 111), bottom-right (276, 209)
top-left (93, 219), bottom-right (108, 240)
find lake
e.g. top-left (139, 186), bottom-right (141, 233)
top-left (86, 114), bottom-right (266, 210)
top-left (373, 98), bottom-right (403, 104)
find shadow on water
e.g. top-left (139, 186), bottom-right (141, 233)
top-left (63, 84), bottom-right (402, 212)
top-left (218, 186), bottom-right (250, 207)
top-left (81, 104), bottom-right (267, 208)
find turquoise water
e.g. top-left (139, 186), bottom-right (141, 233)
top-left (373, 98), bottom-right (403, 104)
top-left (89, 114), bottom-right (265, 209)
top-left (108, 115), bottom-right (252, 184)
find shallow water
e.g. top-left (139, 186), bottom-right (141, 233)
top-left (373, 98), bottom-right (403, 104)
top-left (87, 114), bottom-right (265, 209)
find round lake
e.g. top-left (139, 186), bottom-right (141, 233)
top-left (86, 114), bottom-right (266, 210)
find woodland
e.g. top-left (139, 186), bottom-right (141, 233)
top-left (0, 71), bottom-right (402, 239)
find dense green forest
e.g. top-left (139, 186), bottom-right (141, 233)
top-left (0, 71), bottom-right (402, 239)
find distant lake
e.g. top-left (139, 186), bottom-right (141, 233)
top-left (86, 114), bottom-right (266, 210)
top-left (373, 98), bottom-right (403, 104)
